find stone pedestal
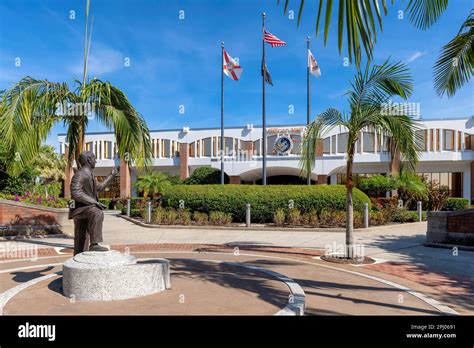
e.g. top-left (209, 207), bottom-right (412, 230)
top-left (62, 250), bottom-right (170, 301)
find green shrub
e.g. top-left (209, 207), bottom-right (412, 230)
top-left (99, 198), bottom-right (111, 209)
top-left (319, 209), bottom-right (346, 227)
top-left (358, 175), bottom-right (398, 198)
top-left (152, 207), bottom-right (165, 224)
top-left (176, 208), bottom-right (192, 225)
top-left (302, 209), bottom-right (318, 227)
top-left (353, 211), bottom-right (364, 229)
top-left (184, 167), bottom-right (229, 185)
top-left (370, 210), bottom-right (387, 225)
top-left (193, 211), bottom-right (209, 225)
top-left (162, 208), bottom-right (178, 225)
top-left (209, 211), bottom-right (232, 226)
top-left (162, 185), bottom-right (370, 223)
top-left (273, 209), bottom-right (286, 227)
top-left (391, 209), bottom-right (418, 223)
top-left (129, 208), bottom-right (142, 218)
top-left (443, 198), bottom-right (468, 211)
top-left (287, 208), bottom-right (301, 226)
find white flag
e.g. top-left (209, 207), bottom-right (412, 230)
top-left (308, 49), bottom-right (321, 77)
top-left (223, 49), bottom-right (243, 81)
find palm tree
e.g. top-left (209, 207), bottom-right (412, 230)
top-left (0, 0), bottom-right (152, 180)
top-left (300, 59), bottom-right (420, 259)
top-left (134, 172), bottom-right (172, 199)
top-left (434, 10), bottom-right (473, 97)
top-left (278, 0), bottom-right (449, 67)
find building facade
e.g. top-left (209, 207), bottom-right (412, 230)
top-left (58, 117), bottom-right (474, 202)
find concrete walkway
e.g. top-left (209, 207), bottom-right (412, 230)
top-left (14, 214), bottom-right (473, 279)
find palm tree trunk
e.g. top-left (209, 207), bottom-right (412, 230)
top-left (346, 149), bottom-right (355, 259)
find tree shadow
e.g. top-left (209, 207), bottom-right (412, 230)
top-left (362, 233), bottom-right (474, 312)
top-left (169, 258), bottom-right (290, 309)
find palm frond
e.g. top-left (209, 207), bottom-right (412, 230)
top-left (405, 0), bottom-right (449, 30)
top-left (433, 11), bottom-right (474, 97)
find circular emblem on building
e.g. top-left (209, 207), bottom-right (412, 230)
top-left (273, 135), bottom-right (293, 155)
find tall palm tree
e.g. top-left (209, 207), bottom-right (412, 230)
top-left (0, 0), bottom-right (152, 179)
top-left (434, 10), bottom-right (474, 97)
top-left (300, 59), bottom-right (421, 259)
top-left (278, 0), bottom-right (449, 67)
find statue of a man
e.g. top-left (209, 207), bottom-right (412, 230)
top-left (69, 151), bottom-right (118, 255)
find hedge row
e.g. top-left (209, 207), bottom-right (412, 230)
top-left (161, 185), bottom-right (370, 223)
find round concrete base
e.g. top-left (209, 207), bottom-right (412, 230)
top-left (62, 250), bottom-right (170, 301)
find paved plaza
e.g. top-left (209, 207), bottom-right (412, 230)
top-left (1, 213), bottom-right (473, 315)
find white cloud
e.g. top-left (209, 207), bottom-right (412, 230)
top-left (406, 51), bottom-right (426, 64)
top-left (69, 44), bottom-right (124, 77)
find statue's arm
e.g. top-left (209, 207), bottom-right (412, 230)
top-left (96, 167), bottom-right (118, 192)
top-left (71, 173), bottom-right (97, 206)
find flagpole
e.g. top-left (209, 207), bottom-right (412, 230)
top-left (262, 12), bottom-right (267, 186)
top-left (306, 36), bottom-right (311, 185)
top-left (221, 41), bottom-right (225, 185)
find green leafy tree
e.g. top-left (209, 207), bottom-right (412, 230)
top-left (134, 172), bottom-right (172, 199)
top-left (301, 59), bottom-right (420, 259)
top-left (395, 171), bottom-right (428, 207)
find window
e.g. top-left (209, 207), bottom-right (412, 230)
top-left (225, 137), bottom-right (234, 156)
top-left (443, 129), bottom-right (454, 150)
top-left (104, 141), bottom-right (112, 159)
top-left (337, 133), bottom-right (348, 153)
top-left (458, 131), bottom-right (462, 151)
top-left (189, 143), bottom-right (195, 157)
top-left (419, 172), bottom-right (464, 197)
top-left (202, 138), bottom-right (212, 157)
top-left (430, 129), bottom-right (434, 151)
top-left (162, 139), bottom-right (170, 157)
top-left (415, 130), bottom-right (427, 151)
top-left (465, 134), bottom-right (472, 150)
top-left (253, 139), bottom-right (261, 156)
top-left (363, 132), bottom-right (375, 152)
top-left (323, 137), bottom-right (330, 154)
top-left (85, 142), bottom-right (93, 152)
top-left (331, 135), bottom-right (336, 154)
top-left (436, 129), bottom-right (440, 151)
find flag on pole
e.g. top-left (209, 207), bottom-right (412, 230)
top-left (263, 30), bottom-right (286, 47)
top-left (223, 49), bottom-right (243, 81)
top-left (261, 61), bottom-right (273, 86)
top-left (308, 49), bottom-right (321, 77)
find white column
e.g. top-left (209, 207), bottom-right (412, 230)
top-left (455, 131), bottom-right (459, 152)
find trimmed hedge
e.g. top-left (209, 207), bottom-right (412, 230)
top-left (162, 185), bottom-right (370, 223)
top-left (442, 198), bottom-right (469, 211)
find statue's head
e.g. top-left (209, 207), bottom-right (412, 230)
top-left (77, 151), bottom-right (97, 169)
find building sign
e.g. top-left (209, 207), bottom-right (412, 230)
top-left (267, 127), bottom-right (305, 134)
top-left (273, 135), bottom-right (293, 155)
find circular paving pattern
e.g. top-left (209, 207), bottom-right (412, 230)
top-left (0, 248), bottom-right (459, 316)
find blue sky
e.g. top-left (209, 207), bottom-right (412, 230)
top-left (1, 0), bottom-right (473, 150)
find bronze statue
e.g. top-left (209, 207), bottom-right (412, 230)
top-left (69, 151), bottom-right (118, 255)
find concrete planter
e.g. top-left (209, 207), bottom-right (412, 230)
top-left (427, 209), bottom-right (474, 246)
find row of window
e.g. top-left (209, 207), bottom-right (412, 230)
top-left (61, 129), bottom-right (474, 160)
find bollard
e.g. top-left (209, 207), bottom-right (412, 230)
top-left (146, 201), bottom-right (152, 224)
top-left (246, 204), bottom-right (251, 228)
top-left (127, 199), bottom-right (131, 217)
top-left (363, 202), bottom-right (369, 229)
top-left (417, 201), bottom-right (422, 222)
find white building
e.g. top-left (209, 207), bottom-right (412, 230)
top-left (58, 117), bottom-right (474, 202)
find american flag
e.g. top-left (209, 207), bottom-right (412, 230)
top-left (263, 30), bottom-right (286, 47)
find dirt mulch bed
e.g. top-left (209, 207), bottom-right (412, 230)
top-left (320, 255), bottom-right (376, 265)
